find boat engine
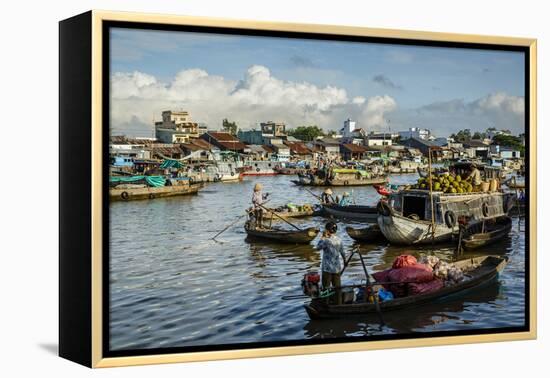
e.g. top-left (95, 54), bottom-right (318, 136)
top-left (302, 272), bottom-right (320, 297)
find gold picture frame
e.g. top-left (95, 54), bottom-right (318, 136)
top-left (59, 10), bottom-right (537, 368)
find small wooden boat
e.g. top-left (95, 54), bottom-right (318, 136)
top-left (304, 255), bottom-right (508, 319)
top-left (244, 221), bottom-right (320, 244)
top-left (461, 215), bottom-right (512, 250)
top-left (345, 225), bottom-right (383, 242)
top-left (323, 203), bottom-right (378, 222)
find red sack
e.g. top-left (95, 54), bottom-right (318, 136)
top-left (372, 269), bottom-right (391, 283)
top-left (392, 255), bottom-right (418, 269)
top-left (408, 279), bottom-right (444, 295)
top-left (387, 264), bottom-right (434, 283)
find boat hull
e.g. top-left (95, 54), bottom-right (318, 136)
top-left (305, 255), bottom-right (508, 319)
top-left (323, 204), bottom-right (378, 222)
top-left (462, 216), bottom-right (512, 249)
top-left (110, 183), bottom-right (202, 202)
top-left (345, 225), bottom-right (383, 242)
top-left (245, 225), bottom-right (320, 244)
top-left (377, 214), bottom-right (453, 245)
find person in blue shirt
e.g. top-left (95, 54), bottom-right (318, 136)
top-left (316, 221), bottom-right (346, 304)
top-left (338, 192), bottom-right (351, 206)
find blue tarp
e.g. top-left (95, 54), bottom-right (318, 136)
top-left (109, 175), bottom-right (166, 187)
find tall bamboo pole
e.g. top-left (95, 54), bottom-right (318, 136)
top-left (428, 147), bottom-right (436, 243)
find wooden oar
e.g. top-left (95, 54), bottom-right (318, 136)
top-left (212, 200), bottom-right (270, 240)
top-left (211, 212), bottom-right (249, 240)
top-left (304, 188), bottom-right (322, 201)
top-left (258, 203), bottom-right (302, 231)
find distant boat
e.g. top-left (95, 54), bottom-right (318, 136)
top-left (110, 176), bottom-right (202, 202)
top-left (241, 160), bottom-right (279, 176)
top-left (293, 168), bottom-right (387, 186)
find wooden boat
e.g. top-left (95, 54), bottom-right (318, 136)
top-left (244, 221), bottom-right (320, 244)
top-left (292, 170), bottom-right (387, 187)
top-left (304, 255), bottom-right (508, 319)
top-left (323, 203), bottom-right (378, 222)
top-left (377, 189), bottom-right (514, 245)
top-left (110, 182), bottom-right (202, 201)
top-left (461, 215), bottom-right (512, 250)
top-left (345, 225), bottom-right (383, 242)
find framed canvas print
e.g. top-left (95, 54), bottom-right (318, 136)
top-left (59, 10), bottom-right (537, 368)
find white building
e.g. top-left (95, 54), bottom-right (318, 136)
top-left (339, 118), bottom-right (356, 138)
top-left (398, 127), bottom-right (431, 140)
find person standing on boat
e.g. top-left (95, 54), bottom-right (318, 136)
top-left (321, 188), bottom-right (335, 204)
top-left (251, 183), bottom-right (269, 228)
top-left (316, 221), bottom-right (346, 305)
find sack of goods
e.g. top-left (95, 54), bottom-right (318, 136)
top-left (373, 254), bottom-right (464, 298)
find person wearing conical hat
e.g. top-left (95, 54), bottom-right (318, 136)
top-left (251, 183), bottom-right (269, 229)
top-left (321, 188), bottom-right (335, 204)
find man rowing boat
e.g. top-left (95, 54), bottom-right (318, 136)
top-left (251, 183), bottom-right (269, 228)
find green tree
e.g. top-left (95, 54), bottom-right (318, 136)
top-left (450, 129), bottom-right (472, 142)
top-left (287, 125), bottom-right (325, 141)
top-left (222, 119), bottom-right (238, 135)
top-left (492, 134), bottom-right (525, 154)
top-left (472, 131), bottom-right (487, 140)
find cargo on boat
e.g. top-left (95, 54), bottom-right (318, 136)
top-left (304, 255), bottom-right (508, 319)
top-left (461, 215), bottom-right (512, 250)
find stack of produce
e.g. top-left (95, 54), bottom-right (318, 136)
top-left (411, 173), bottom-right (474, 194)
top-left (419, 255), bottom-right (465, 286)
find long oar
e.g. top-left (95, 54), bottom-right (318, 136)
top-left (211, 213), bottom-right (249, 240)
top-left (212, 199), bottom-right (273, 240)
top-left (304, 188), bottom-right (322, 201)
top-left (258, 204), bottom-right (302, 231)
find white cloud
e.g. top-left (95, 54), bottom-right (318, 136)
top-left (110, 65), bottom-right (396, 136)
top-left (360, 95), bottom-right (397, 129)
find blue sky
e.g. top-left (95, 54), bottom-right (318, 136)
top-left (110, 27), bottom-right (525, 137)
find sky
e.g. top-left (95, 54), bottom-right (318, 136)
top-left (109, 27), bottom-right (525, 138)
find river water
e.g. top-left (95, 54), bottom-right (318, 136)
top-left (109, 174), bottom-right (526, 351)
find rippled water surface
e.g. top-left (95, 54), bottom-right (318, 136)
top-left (109, 174), bottom-right (526, 351)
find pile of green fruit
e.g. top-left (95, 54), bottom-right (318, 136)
top-left (412, 173), bottom-right (474, 194)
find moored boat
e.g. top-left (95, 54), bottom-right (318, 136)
top-left (323, 203), bottom-right (378, 222)
top-left (244, 221), bottom-right (320, 243)
top-left (304, 255), bottom-right (508, 319)
top-left (345, 224), bottom-right (383, 242)
top-left (461, 215), bottom-right (512, 250)
top-left (241, 160), bottom-right (279, 176)
top-left (110, 180), bottom-right (202, 201)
